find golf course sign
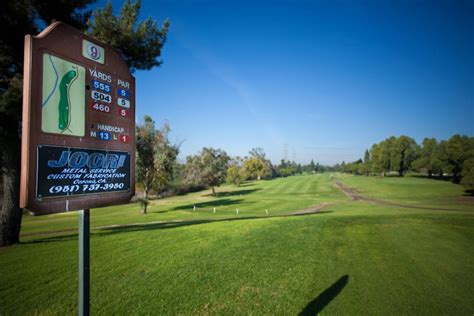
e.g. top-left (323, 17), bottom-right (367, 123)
top-left (20, 22), bottom-right (136, 214)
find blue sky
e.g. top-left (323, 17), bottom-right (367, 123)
top-left (95, 0), bottom-right (473, 164)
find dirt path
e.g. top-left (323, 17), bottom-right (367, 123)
top-left (333, 181), bottom-right (363, 201)
top-left (290, 202), bottom-right (334, 215)
top-left (333, 180), bottom-right (464, 212)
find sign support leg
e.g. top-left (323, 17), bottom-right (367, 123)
top-left (79, 209), bottom-right (90, 316)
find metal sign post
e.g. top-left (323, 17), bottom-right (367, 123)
top-left (79, 209), bottom-right (90, 316)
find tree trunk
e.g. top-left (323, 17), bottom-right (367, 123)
top-left (143, 178), bottom-right (149, 199)
top-left (211, 186), bottom-right (216, 196)
top-left (399, 150), bottom-right (406, 177)
top-left (453, 172), bottom-right (461, 184)
top-left (0, 139), bottom-right (22, 247)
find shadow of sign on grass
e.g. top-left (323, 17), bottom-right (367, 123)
top-left (299, 275), bottom-right (349, 315)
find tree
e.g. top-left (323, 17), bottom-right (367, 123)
top-left (136, 116), bottom-right (156, 201)
top-left (0, 0), bottom-right (169, 245)
top-left (245, 147), bottom-right (272, 180)
top-left (226, 166), bottom-right (244, 187)
top-left (226, 166), bottom-right (241, 187)
top-left (444, 135), bottom-right (474, 183)
top-left (243, 156), bottom-right (270, 180)
top-left (382, 137), bottom-right (396, 174)
top-left (153, 123), bottom-right (179, 196)
top-left (391, 136), bottom-right (419, 176)
top-left (249, 147), bottom-right (266, 160)
top-left (309, 159), bottom-right (316, 173)
top-left (226, 157), bottom-right (245, 187)
top-left (88, 0), bottom-right (169, 72)
top-left (412, 138), bottom-right (443, 177)
top-left (316, 162), bottom-right (322, 172)
top-left (461, 158), bottom-right (474, 194)
top-left (184, 148), bottom-right (230, 196)
top-left (343, 159), bottom-right (363, 175)
top-left (361, 149), bottom-right (371, 176)
top-left (370, 138), bottom-right (394, 176)
top-left (136, 117), bottom-right (178, 213)
top-left (276, 159), bottom-right (298, 177)
top-left (436, 140), bottom-right (451, 178)
top-left (370, 136), bottom-right (417, 176)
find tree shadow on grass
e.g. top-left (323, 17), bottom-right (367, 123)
top-left (299, 275), bottom-right (349, 315)
top-left (462, 189), bottom-right (474, 197)
top-left (99, 211), bottom-right (333, 238)
top-left (170, 198), bottom-right (244, 211)
top-left (204, 189), bottom-right (262, 198)
top-left (292, 210), bottom-right (333, 217)
top-left (238, 182), bottom-right (256, 187)
top-left (411, 175), bottom-right (453, 182)
top-left (21, 210), bottom-right (334, 244)
top-left (21, 232), bottom-right (78, 244)
top-left (151, 210), bottom-right (170, 214)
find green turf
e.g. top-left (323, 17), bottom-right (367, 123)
top-left (336, 173), bottom-right (473, 211)
top-left (19, 173), bottom-right (346, 235)
top-left (1, 174), bottom-right (473, 315)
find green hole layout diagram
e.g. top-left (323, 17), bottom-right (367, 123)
top-left (42, 54), bottom-right (85, 136)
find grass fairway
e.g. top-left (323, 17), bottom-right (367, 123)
top-left (1, 174), bottom-right (473, 314)
top-left (19, 174), bottom-right (344, 235)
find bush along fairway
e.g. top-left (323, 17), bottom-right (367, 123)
top-left (0, 173), bottom-right (473, 314)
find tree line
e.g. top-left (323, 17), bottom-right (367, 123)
top-left (334, 135), bottom-right (474, 192)
top-left (135, 117), bottom-right (330, 212)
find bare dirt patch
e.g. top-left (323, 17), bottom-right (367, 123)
top-left (290, 202), bottom-right (334, 215)
top-left (334, 181), bottom-right (362, 200)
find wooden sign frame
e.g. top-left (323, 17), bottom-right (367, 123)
top-left (20, 22), bottom-right (136, 215)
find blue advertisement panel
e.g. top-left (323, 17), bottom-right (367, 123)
top-left (36, 145), bottom-right (130, 198)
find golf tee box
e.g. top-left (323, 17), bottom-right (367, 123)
top-left (20, 22), bottom-right (136, 215)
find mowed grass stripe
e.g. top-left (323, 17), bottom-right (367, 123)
top-left (264, 177), bottom-right (294, 194)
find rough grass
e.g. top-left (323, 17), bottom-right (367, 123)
top-left (338, 173), bottom-right (473, 210)
top-left (1, 173), bottom-right (473, 315)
